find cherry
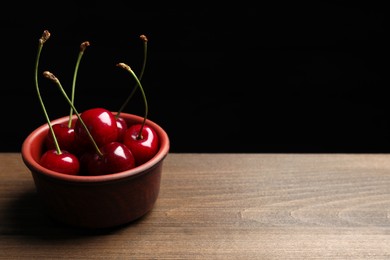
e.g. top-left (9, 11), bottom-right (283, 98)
top-left (44, 41), bottom-right (90, 155)
top-left (44, 123), bottom-right (76, 152)
top-left (40, 150), bottom-right (80, 175)
top-left (81, 142), bottom-right (135, 176)
top-left (114, 35), bottom-right (148, 143)
top-left (123, 124), bottom-right (159, 166)
top-left (117, 62), bottom-right (159, 166)
top-left (116, 116), bottom-right (127, 142)
top-left (74, 107), bottom-right (119, 151)
top-left (35, 30), bottom-right (80, 175)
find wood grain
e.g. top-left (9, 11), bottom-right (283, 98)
top-left (1, 153), bottom-right (390, 259)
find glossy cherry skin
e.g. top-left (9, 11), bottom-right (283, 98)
top-left (74, 108), bottom-right (119, 152)
top-left (81, 141), bottom-right (136, 176)
top-left (123, 124), bottom-right (159, 166)
top-left (40, 149), bottom-right (80, 175)
top-left (44, 123), bottom-right (76, 154)
top-left (116, 116), bottom-right (127, 142)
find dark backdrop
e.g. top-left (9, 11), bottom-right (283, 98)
top-left (1, 2), bottom-right (387, 153)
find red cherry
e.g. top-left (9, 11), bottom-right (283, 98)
top-left (74, 107), bottom-right (119, 151)
top-left (82, 142), bottom-right (135, 175)
top-left (116, 62), bottom-right (159, 166)
top-left (40, 150), bottom-right (80, 175)
top-left (123, 124), bottom-right (159, 166)
top-left (116, 117), bottom-right (127, 142)
top-left (34, 32), bottom-right (80, 176)
top-left (44, 123), bottom-right (76, 153)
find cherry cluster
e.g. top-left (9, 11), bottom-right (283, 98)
top-left (35, 30), bottom-right (159, 176)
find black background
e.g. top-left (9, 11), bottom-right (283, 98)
top-left (1, 2), bottom-right (387, 153)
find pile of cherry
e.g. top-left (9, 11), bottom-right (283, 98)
top-left (35, 30), bottom-right (159, 176)
top-left (41, 107), bottom-right (159, 176)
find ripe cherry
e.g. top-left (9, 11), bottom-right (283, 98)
top-left (35, 30), bottom-right (80, 175)
top-left (74, 107), bottom-right (119, 152)
top-left (81, 142), bottom-right (135, 176)
top-left (123, 124), bottom-right (159, 166)
top-left (40, 150), bottom-right (80, 175)
top-left (114, 35), bottom-right (148, 143)
top-left (44, 123), bottom-right (76, 152)
top-left (116, 62), bottom-right (159, 166)
top-left (44, 41), bottom-right (90, 155)
top-left (116, 116), bottom-right (127, 142)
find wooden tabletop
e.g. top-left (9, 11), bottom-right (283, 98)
top-left (1, 153), bottom-right (390, 259)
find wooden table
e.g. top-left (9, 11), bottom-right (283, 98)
top-left (1, 153), bottom-right (390, 259)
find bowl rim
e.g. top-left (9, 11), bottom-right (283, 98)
top-left (21, 112), bottom-right (170, 183)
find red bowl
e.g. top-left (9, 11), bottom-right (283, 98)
top-left (21, 112), bottom-right (170, 229)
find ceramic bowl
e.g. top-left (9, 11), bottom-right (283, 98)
top-left (21, 112), bottom-right (169, 229)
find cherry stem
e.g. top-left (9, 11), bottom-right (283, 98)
top-left (68, 41), bottom-right (90, 128)
top-left (43, 71), bottom-right (103, 157)
top-left (34, 30), bottom-right (62, 155)
top-left (116, 34), bottom-right (148, 119)
top-left (116, 63), bottom-right (148, 140)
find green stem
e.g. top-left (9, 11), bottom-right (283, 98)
top-left (34, 30), bottom-right (61, 155)
top-left (116, 35), bottom-right (148, 119)
top-left (43, 71), bottom-right (103, 157)
top-left (68, 41), bottom-right (90, 128)
top-left (116, 63), bottom-right (148, 140)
